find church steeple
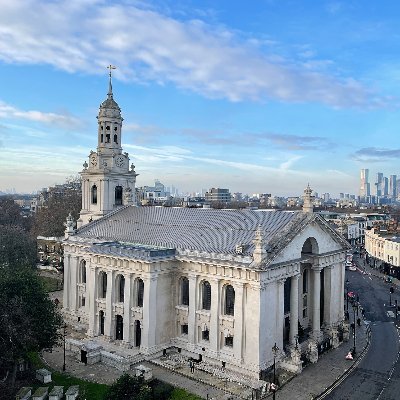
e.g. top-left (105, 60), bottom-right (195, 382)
top-left (97, 65), bottom-right (123, 155)
top-left (77, 67), bottom-right (137, 228)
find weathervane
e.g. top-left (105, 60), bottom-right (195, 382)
top-left (106, 65), bottom-right (116, 97)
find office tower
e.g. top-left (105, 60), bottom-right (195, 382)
top-left (360, 169), bottom-right (370, 197)
top-left (383, 177), bottom-right (389, 196)
top-left (390, 175), bottom-right (397, 199)
top-left (375, 172), bottom-right (383, 197)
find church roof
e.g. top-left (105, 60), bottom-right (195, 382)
top-left (74, 206), bottom-right (314, 257)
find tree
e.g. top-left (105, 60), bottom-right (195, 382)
top-left (0, 225), bottom-right (36, 268)
top-left (0, 267), bottom-right (63, 390)
top-left (32, 186), bottom-right (81, 238)
top-left (104, 374), bottom-right (151, 400)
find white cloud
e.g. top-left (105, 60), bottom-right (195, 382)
top-left (0, 101), bottom-right (80, 128)
top-left (0, 0), bottom-right (387, 107)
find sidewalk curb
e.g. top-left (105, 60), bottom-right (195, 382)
top-left (313, 324), bottom-right (372, 399)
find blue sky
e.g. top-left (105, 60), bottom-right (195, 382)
top-left (1, 0), bottom-right (400, 196)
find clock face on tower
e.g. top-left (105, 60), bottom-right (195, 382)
top-left (115, 155), bottom-right (125, 168)
top-left (90, 154), bottom-right (97, 167)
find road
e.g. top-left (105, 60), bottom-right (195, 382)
top-left (326, 256), bottom-right (400, 400)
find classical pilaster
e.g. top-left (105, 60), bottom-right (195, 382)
top-left (123, 273), bottom-right (133, 346)
top-left (210, 278), bottom-right (221, 352)
top-left (87, 266), bottom-right (98, 337)
top-left (289, 274), bottom-right (300, 345)
top-left (339, 261), bottom-right (345, 320)
top-left (141, 275), bottom-right (158, 351)
top-left (105, 270), bottom-right (115, 340)
top-left (311, 266), bottom-right (322, 340)
top-left (276, 279), bottom-right (285, 350)
top-left (233, 283), bottom-right (244, 361)
top-left (63, 254), bottom-right (71, 311)
top-left (69, 256), bottom-right (79, 313)
top-left (188, 274), bottom-right (198, 344)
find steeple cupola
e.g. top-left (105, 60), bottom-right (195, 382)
top-left (97, 65), bottom-right (123, 155)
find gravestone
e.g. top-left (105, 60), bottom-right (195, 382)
top-left (36, 368), bottom-right (52, 383)
top-left (65, 385), bottom-right (79, 400)
top-left (15, 387), bottom-right (32, 400)
top-left (32, 387), bottom-right (48, 400)
top-left (49, 386), bottom-right (64, 400)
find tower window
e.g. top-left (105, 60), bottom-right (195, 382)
top-left (114, 126), bottom-right (118, 131)
top-left (115, 186), bottom-right (123, 206)
top-left (106, 134), bottom-right (110, 143)
top-left (91, 185), bottom-right (97, 204)
top-left (101, 134), bottom-right (104, 143)
top-left (106, 125), bottom-right (110, 130)
top-left (101, 126), bottom-right (104, 130)
top-left (113, 134), bottom-right (118, 144)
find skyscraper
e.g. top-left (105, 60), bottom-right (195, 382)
top-left (375, 172), bottom-right (383, 197)
top-left (390, 175), bottom-right (397, 199)
top-left (360, 169), bottom-right (370, 197)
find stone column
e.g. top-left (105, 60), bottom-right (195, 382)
top-left (87, 266), bottom-right (98, 337)
top-left (289, 274), bottom-right (300, 345)
top-left (188, 274), bottom-right (198, 344)
top-left (210, 278), bottom-right (220, 353)
top-left (105, 270), bottom-right (115, 340)
top-left (311, 267), bottom-right (322, 340)
top-left (339, 261), bottom-right (345, 319)
top-left (123, 273), bottom-right (133, 346)
top-left (63, 254), bottom-right (71, 311)
top-left (275, 279), bottom-right (285, 350)
top-left (323, 266), bottom-right (333, 326)
top-left (141, 275), bottom-right (158, 352)
top-left (233, 283), bottom-right (244, 361)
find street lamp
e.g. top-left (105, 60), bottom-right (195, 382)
top-left (345, 278), bottom-right (350, 315)
top-left (63, 323), bottom-right (67, 372)
top-left (271, 343), bottom-right (279, 400)
top-left (352, 302), bottom-right (358, 355)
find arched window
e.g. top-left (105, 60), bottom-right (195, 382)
top-left (80, 260), bottom-right (86, 284)
top-left (113, 134), bottom-right (118, 144)
top-left (115, 186), bottom-right (123, 206)
top-left (136, 278), bottom-right (144, 307)
top-left (180, 277), bottom-right (189, 306)
top-left (92, 185), bottom-right (97, 204)
top-left (201, 281), bottom-right (211, 310)
top-left (101, 134), bottom-right (104, 143)
top-left (117, 275), bottom-right (125, 302)
top-left (303, 270), bottom-right (308, 293)
top-left (99, 272), bottom-right (107, 298)
top-left (224, 285), bottom-right (235, 316)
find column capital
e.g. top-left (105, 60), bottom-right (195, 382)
top-left (291, 273), bottom-right (300, 281)
top-left (277, 278), bottom-right (286, 285)
top-left (311, 265), bottom-right (323, 272)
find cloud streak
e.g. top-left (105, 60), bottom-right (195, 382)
top-left (0, 0), bottom-right (389, 108)
top-left (351, 147), bottom-right (400, 162)
top-left (0, 101), bottom-right (80, 128)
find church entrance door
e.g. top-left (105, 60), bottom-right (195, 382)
top-left (116, 315), bottom-right (123, 340)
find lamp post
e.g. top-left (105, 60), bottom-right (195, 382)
top-left (352, 302), bottom-right (358, 355)
top-left (272, 343), bottom-right (279, 400)
top-left (345, 278), bottom-right (350, 315)
top-left (63, 323), bottom-right (67, 372)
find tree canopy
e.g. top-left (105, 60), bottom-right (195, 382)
top-left (0, 267), bottom-right (63, 390)
top-left (104, 374), bottom-right (152, 400)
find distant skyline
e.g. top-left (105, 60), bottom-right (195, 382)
top-left (2, 1), bottom-right (400, 196)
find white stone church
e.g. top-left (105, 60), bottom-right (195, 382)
top-left (62, 75), bottom-right (350, 380)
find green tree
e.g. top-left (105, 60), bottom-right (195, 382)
top-left (32, 187), bottom-right (81, 237)
top-left (0, 225), bottom-right (36, 268)
top-left (104, 374), bottom-right (152, 400)
top-left (0, 267), bottom-right (63, 390)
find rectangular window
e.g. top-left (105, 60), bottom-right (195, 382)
top-left (202, 329), bottom-right (209, 341)
top-left (225, 336), bottom-right (233, 347)
top-left (181, 324), bottom-right (188, 335)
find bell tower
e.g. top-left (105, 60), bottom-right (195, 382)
top-left (77, 66), bottom-right (138, 228)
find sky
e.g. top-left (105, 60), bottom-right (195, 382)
top-left (1, 0), bottom-right (400, 196)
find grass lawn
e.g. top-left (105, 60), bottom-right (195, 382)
top-left (38, 275), bottom-right (61, 292)
top-left (169, 388), bottom-right (202, 399)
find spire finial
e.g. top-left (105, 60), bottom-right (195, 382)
top-left (107, 65), bottom-right (116, 98)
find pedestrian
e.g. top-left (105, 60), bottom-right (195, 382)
top-left (189, 359), bottom-right (194, 373)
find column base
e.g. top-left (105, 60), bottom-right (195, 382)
top-left (307, 340), bottom-right (318, 364)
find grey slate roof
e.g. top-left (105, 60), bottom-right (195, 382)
top-left (75, 206), bottom-right (313, 256)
